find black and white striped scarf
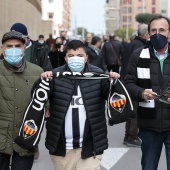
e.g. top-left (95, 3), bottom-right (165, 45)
top-left (15, 72), bottom-right (135, 151)
top-left (137, 48), bottom-right (156, 112)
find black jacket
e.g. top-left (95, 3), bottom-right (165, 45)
top-left (49, 50), bottom-right (66, 69)
top-left (102, 40), bottom-right (124, 66)
top-left (45, 63), bottom-right (109, 159)
top-left (87, 46), bottom-right (107, 72)
top-left (30, 40), bottom-right (52, 71)
top-left (120, 36), bottom-right (147, 80)
top-left (125, 42), bottom-right (170, 132)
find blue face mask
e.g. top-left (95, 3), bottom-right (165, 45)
top-left (68, 56), bottom-right (85, 72)
top-left (150, 33), bottom-right (168, 50)
top-left (4, 48), bottom-right (23, 66)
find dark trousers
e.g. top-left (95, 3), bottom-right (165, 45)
top-left (139, 129), bottom-right (170, 170)
top-left (107, 65), bottom-right (120, 73)
top-left (0, 151), bottom-right (34, 170)
top-left (125, 101), bottom-right (138, 140)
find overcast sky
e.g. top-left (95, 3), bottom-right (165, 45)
top-left (71, 0), bottom-right (105, 35)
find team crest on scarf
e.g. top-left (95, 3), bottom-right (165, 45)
top-left (110, 92), bottom-right (126, 113)
top-left (23, 120), bottom-right (38, 139)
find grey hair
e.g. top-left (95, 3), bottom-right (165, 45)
top-left (138, 24), bottom-right (148, 36)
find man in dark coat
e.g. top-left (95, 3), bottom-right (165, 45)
top-left (120, 24), bottom-right (149, 147)
top-left (10, 23), bottom-right (52, 71)
top-left (87, 36), bottom-right (107, 72)
top-left (125, 15), bottom-right (170, 170)
top-left (102, 34), bottom-right (124, 73)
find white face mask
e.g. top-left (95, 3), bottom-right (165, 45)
top-left (38, 40), bottom-right (44, 44)
top-left (68, 56), bottom-right (85, 72)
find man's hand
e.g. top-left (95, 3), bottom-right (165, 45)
top-left (142, 89), bottom-right (158, 101)
top-left (109, 72), bottom-right (120, 79)
top-left (41, 71), bottom-right (53, 80)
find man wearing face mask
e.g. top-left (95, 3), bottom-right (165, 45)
top-left (125, 15), bottom-right (170, 170)
top-left (37, 34), bottom-right (50, 54)
top-left (10, 23), bottom-right (52, 71)
top-left (38, 40), bottom-right (120, 170)
top-left (0, 31), bottom-right (43, 170)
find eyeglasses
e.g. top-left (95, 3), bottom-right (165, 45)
top-left (150, 28), bottom-right (169, 34)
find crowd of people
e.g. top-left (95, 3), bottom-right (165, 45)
top-left (0, 14), bottom-right (170, 170)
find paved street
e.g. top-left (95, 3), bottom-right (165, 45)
top-left (32, 122), bottom-right (166, 170)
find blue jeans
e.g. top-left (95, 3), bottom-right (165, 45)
top-left (0, 151), bottom-right (34, 170)
top-left (139, 129), bottom-right (170, 170)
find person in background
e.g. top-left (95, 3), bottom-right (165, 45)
top-left (40, 40), bottom-right (120, 170)
top-left (38, 34), bottom-right (50, 54)
top-left (46, 34), bottom-right (55, 49)
top-left (49, 37), bottom-right (66, 69)
top-left (102, 34), bottom-right (124, 73)
top-left (101, 34), bottom-right (109, 50)
top-left (121, 23), bottom-right (149, 147)
top-left (125, 15), bottom-right (170, 170)
top-left (10, 23), bottom-right (52, 71)
top-left (0, 30), bottom-right (43, 170)
top-left (87, 36), bottom-right (107, 72)
top-left (84, 33), bottom-right (92, 47)
top-left (60, 31), bottom-right (69, 45)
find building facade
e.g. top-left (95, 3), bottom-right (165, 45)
top-left (41, 0), bottom-right (72, 38)
top-left (0, 0), bottom-right (42, 40)
top-left (104, 0), bottom-right (163, 35)
top-left (104, 0), bottom-right (120, 34)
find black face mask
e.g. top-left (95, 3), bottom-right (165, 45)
top-left (61, 36), bottom-right (66, 41)
top-left (150, 34), bottom-right (168, 50)
top-left (55, 43), bottom-right (62, 48)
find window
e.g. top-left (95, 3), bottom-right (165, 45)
top-left (123, 16), bottom-right (131, 22)
top-left (49, 0), bottom-right (53, 3)
top-left (152, 0), bottom-right (155, 5)
top-left (123, 0), bottom-right (131, 4)
top-left (152, 7), bottom-right (155, 14)
top-left (123, 7), bottom-right (131, 13)
top-left (48, 13), bottom-right (54, 19)
top-left (161, 10), bottom-right (166, 13)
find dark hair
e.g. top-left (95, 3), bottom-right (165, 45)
top-left (64, 40), bottom-right (87, 54)
top-left (39, 34), bottom-right (44, 38)
top-left (91, 36), bottom-right (101, 45)
top-left (55, 37), bottom-right (63, 42)
top-left (148, 15), bottom-right (170, 32)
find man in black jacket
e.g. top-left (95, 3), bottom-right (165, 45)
top-left (10, 23), bottom-right (52, 71)
top-left (125, 15), bottom-right (170, 170)
top-left (87, 36), bottom-right (107, 72)
top-left (41, 40), bottom-right (120, 170)
top-left (102, 34), bottom-right (124, 73)
top-left (121, 23), bottom-right (149, 147)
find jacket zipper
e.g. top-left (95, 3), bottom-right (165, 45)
top-left (79, 81), bottom-right (97, 158)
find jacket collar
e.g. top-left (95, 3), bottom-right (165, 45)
top-left (3, 59), bottom-right (26, 73)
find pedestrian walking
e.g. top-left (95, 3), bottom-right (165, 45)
top-left (0, 31), bottom-right (43, 170)
top-left (49, 37), bottom-right (66, 69)
top-left (87, 36), bottom-right (107, 72)
top-left (121, 23), bottom-right (149, 147)
top-left (37, 34), bottom-right (50, 54)
top-left (40, 40), bottom-right (120, 170)
top-left (10, 23), bottom-right (52, 71)
top-left (125, 15), bottom-right (170, 170)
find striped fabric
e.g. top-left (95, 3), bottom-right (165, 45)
top-left (137, 48), bottom-right (155, 108)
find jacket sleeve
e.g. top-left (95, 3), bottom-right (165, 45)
top-left (124, 49), bottom-right (145, 102)
top-left (39, 48), bottom-right (53, 71)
